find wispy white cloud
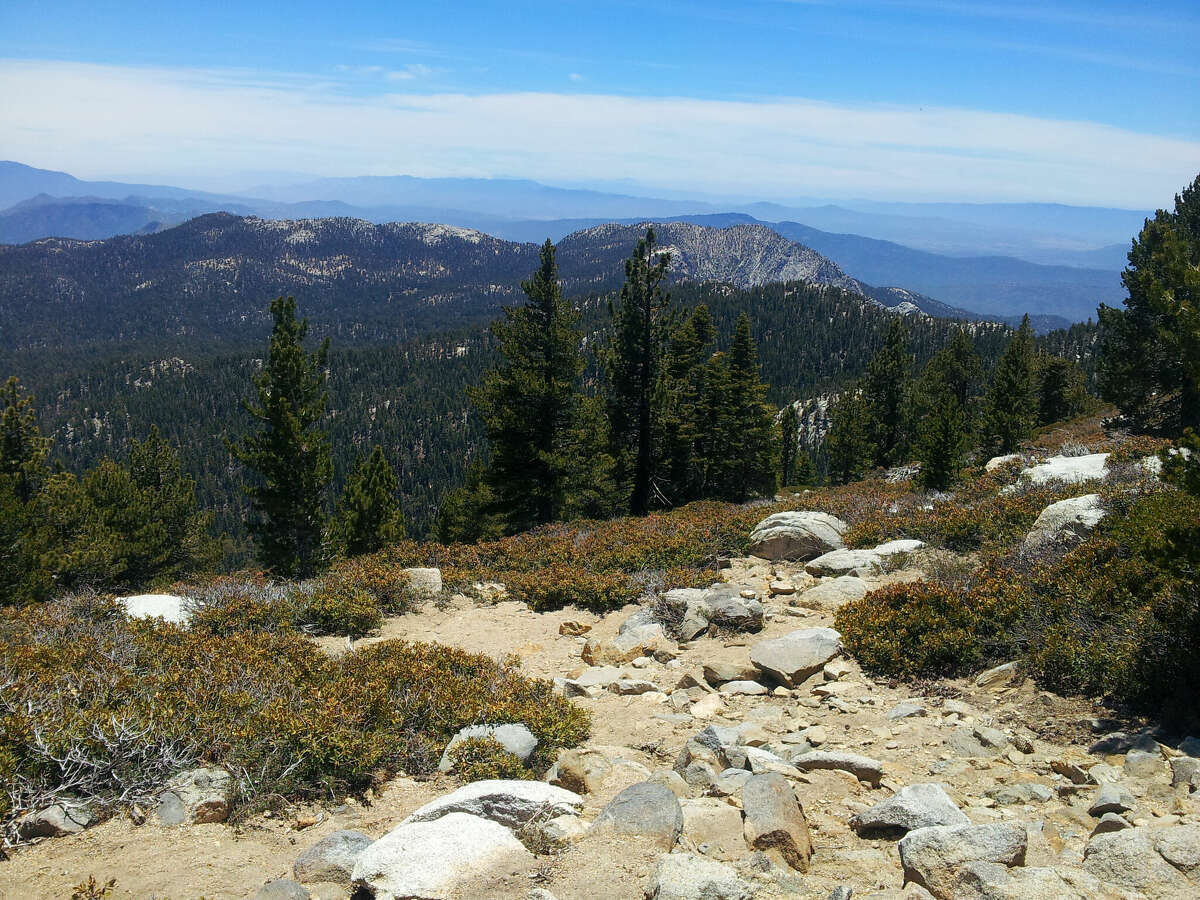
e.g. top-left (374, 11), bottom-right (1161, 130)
top-left (1, 59), bottom-right (1196, 206)
top-left (386, 64), bottom-right (435, 81)
top-left (568, 72), bottom-right (584, 83)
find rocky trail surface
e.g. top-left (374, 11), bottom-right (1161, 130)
top-left (4, 542), bottom-right (1199, 900)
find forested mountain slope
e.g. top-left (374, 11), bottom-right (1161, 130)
top-left (0, 214), bottom-right (985, 357)
top-left (12, 280), bottom-right (1021, 551)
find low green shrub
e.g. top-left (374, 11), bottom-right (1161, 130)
top-left (0, 595), bottom-right (590, 841)
top-left (838, 487), bottom-right (1200, 727)
top-left (836, 581), bottom-right (987, 677)
top-left (301, 577), bottom-right (383, 636)
top-left (445, 737), bottom-right (531, 781)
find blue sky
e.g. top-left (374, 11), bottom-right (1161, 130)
top-left (1, 0), bottom-right (1198, 205)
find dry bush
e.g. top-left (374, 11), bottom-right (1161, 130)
top-left (0, 596), bottom-right (589, 845)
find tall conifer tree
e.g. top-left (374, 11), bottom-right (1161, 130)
top-left (983, 315), bottom-right (1038, 452)
top-left (472, 239), bottom-right (588, 531)
top-left (779, 402), bottom-right (799, 486)
top-left (1098, 173), bottom-right (1200, 433)
top-left (826, 387), bottom-right (874, 484)
top-left (231, 296), bottom-right (332, 577)
top-left (724, 313), bottom-right (777, 501)
top-left (333, 445), bottom-right (405, 557)
top-left (605, 229), bottom-right (671, 515)
top-left (862, 317), bottom-right (914, 466)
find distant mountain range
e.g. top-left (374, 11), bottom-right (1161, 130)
top-left (0, 160), bottom-right (1144, 325)
top-left (0, 214), bottom-right (992, 355)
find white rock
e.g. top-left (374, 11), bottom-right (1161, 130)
top-left (119, 593), bottom-right (191, 624)
top-left (750, 627), bottom-right (842, 687)
top-left (351, 812), bottom-right (532, 900)
top-left (1024, 494), bottom-right (1105, 549)
top-left (899, 823), bottom-right (1028, 899)
top-left (648, 852), bottom-right (752, 900)
top-left (404, 567), bottom-right (443, 596)
top-left (748, 511), bottom-right (847, 561)
top-left (402, 780), bottom-right (582, 829)
top-left (798, 576), bottom-right (870, 609)
top-left (1011, 453), bottom-right (1109, 489)
top-left (984, 454), bottom-right (1023, 472)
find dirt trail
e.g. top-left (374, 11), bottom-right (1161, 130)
top-left (2, 557), bottom-right (1190, 900)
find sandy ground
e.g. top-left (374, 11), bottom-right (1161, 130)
top-left (2, 556), bottom-right (1185, 900)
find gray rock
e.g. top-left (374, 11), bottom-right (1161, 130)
top-left (1180, 736), bottom-right (1200, 757)
top-left (1088, 731), bottom-right (1160, 755)
top-left (804, 549), bottom-right (884, 577)
top-left (748, 511), bottom-right (847, 561)
top-left (953, 861), bottom-right (1117, 900)
top-left (1156, 824), bottom-right (1200, 876)
top-left (898, 824), bottom-right (1027, 899)
top-left (1123, 747), bottom-right (1164, 779)
top-left (648, 852), bottom-right (753, 900)
top-left (404, 567), bottom-right (442, 596)
top-left (255, 880), bottom-right (310, 900)
top-left (705, 586), bottom-right (765, 632)
top-left (15, 802), bottom-right (97, 839)
top-left (1090, 813), bottom-right (1130, 837)
top-left (402, 779), bottom-right (582, 829)
top-left (591, 781), bottom-right (683, 849)
top-left (438, 723), bottom-right (537, 772)
top-left (827, 889), bottom-right (853, 900)
top-left (741, 773), bottom-right (813, 873)
top-left (1170, 755), bottom-right (1200, 790)
top-left (888, 702), bottom-right (928, 720)
top-left (720, 680), bottom-right (768, 696)
top-left (805, 540), bottom-right (924, 577)
top-left (850, 784), bottom-right (968, 835)
top-left (1083, 827), bottom-right (1193, 894)
top-left (551, 748), bottom-right (612, 795)
top-left (974, 662), bottom-right (1017, 688)
top-left (156, 766), bottom-right (233, 825)
top-left (1023, 494), bottom-right (1105, 549)
top-left (947, 726), bottom-right (1009, 758)
top-left (1012, 453), bottom-right (1109, 488)
top-left (294, 829), bottom-right (373, 884)
top-left (613, 678), bottom-right (661, 695)
top-left (712, 768), bottom-right (753, 797)
top-left (620, 607), bottom-right (660, 634)
top-left (791, 750), bottom-right (883, 786)
top-left (703, 660), bottom-right (759, 685)
top-left (984, 782), bottom-right (1052, 806)
top-left (750, 627), bottom-right (842, 687)
top-left (351, 812), bottom-right (532, 900)
top-left (1087, 784), bottom-right (1135, 817)
top-left (797, 576), bottom-right (869, 609)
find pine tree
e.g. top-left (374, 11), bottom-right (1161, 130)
top-left (1099, 173), bottom-right (1200, 433)
top-left (779, 402), bottom-right (799, 486)
top-left (0, 377), bottom-right (50, 503)
top-left (916, 387), bottom-right (969, 491)
top-left (826, 387), bottom-right (874, 484)
top-left (657, 305), bottom-right (718, 505)
top-left (433, 462), bottom-right (506, 544)
top-left (1035, 354), bottom-right (1088, 426)
top-left (983, 315), bottom-right (1038, 452)
top-left (333, 445), bottom-right (406, 557)
top-left (862, 317), bottom-right (914, 466)
top-left (230, 296), bottom-right (332, 577)
top-left (471, 240), bottom-right (590, 531)
top-left (723, 313), bottom-right (777, 501)
top-left (604, 229), bottom-right (672, 515)
top-left (84, 426), bottom-right (217, 586)
top-left (793, 451), bottom-right (816, 486)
